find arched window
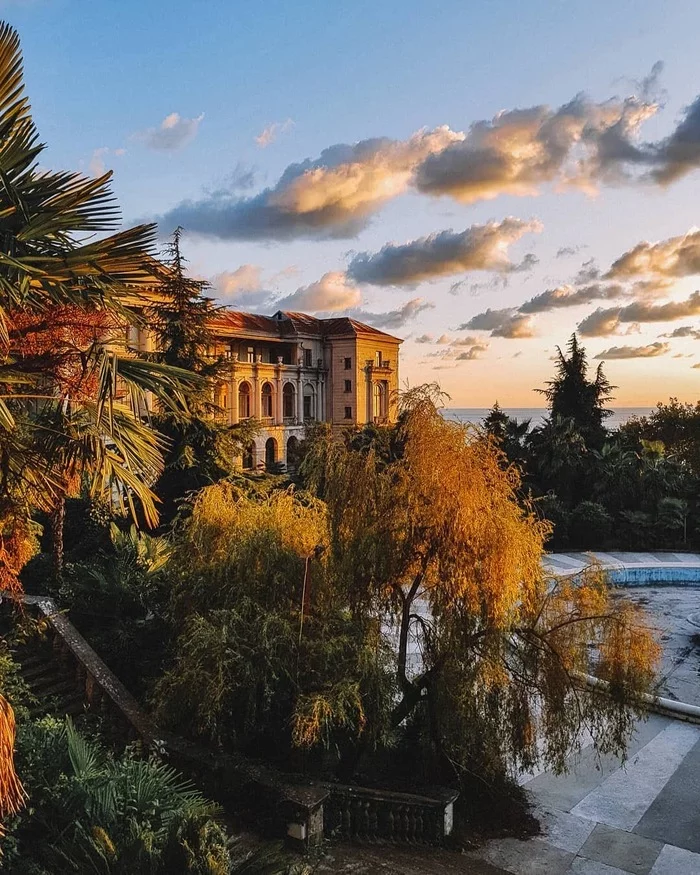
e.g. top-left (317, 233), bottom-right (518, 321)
top-left (373, 382), bottom-right (386, 421)
top-left (238, 381), bottom-right (251, 419)
top-left (242, 442), bottom-right (255, 470)
top-left (287, 435), bottom-right (300, 470)
top-left (265, 437), bottom-right (277, 470)
top-left (303, 384), bottom-right (315, 421)
top-left (261, 382), bottom-right (274, 418)
top-left (283, 382), bottom-right (295, 420)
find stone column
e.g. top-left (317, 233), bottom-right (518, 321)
top-left (275, 363), bottom-right (283, 425)
top-left (365, 364), bottom-right (373, 424)
top-left (296, 369), bottom-right (304, 424)
top-left (253, 358), bottom-right (261, 419)
top-left (230, 374), bottom-right (239, 425)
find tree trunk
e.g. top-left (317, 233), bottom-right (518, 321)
top-left (49, 495), bottom-right (66, 581)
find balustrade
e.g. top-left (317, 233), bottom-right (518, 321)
top-left (324, 784), bottom-right (457, 844)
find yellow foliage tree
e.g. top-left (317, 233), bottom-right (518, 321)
top-left (306, 385), bottom-right (659, 779)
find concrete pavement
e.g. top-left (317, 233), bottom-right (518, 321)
top-left (471, 715), bottom-right (700, 874)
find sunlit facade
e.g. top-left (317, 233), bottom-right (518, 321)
top-left (207, 310), bottom-right (401, 469)
top-left (126, 309), bottom-right (402, 470)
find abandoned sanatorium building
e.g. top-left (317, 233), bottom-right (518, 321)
top-left (128, 309), bottom-right (402, 471)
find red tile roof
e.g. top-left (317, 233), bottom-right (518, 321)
top-left (208, 309), bottom-right (402, 343)
top-left (210, 311), bottom-right (282, 334)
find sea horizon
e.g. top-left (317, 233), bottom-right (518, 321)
top-left (444, 407), bottom-right (654, 429)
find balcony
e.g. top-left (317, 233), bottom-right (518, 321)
top-left (368, 359), bottom-right (393, 373)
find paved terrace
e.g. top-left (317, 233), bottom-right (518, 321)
top-left (470, 552), bottom-right (700, 874)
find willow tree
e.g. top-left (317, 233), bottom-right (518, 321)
top-left (305, 386), bottom-right (659, 783)
top-left (154, 481), bottom-right (394, 758)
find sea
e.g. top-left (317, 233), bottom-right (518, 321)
top-left (443, 408), bottom-right (654, 430)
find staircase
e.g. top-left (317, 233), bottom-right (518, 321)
top-left (14, 641), bottom-right (86, 719)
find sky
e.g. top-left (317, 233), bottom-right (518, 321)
top-left (7, 0), bottom-right (700, 406)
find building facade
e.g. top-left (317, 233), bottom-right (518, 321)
top-left (205, 310), bottom-right (402, 470)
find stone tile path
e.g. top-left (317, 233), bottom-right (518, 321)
top-left (471, 715), bottom-right (700, 874)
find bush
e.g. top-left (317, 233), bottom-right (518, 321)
top-left (61, 524), bottom-right (171, 696)
top-left (538, 493), bottom-right (571, 550)
top-left (569, 501), bottom-right (613, 549)
top-left (617, 511), bottom-right (655, 550)
top-left (3, 717), bottom-right (231, 874)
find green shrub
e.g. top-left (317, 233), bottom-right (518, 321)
top-left (569, 501), bottom-right (613, 549)
top-left (4, 717), bottom-right (231, 874)
top-left (538, 493), bottom-right (571, 550)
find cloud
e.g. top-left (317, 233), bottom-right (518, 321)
top-left (606, 228), bottom-right (700, 280)
top-left (255, 118), bottom-right (294, 148)
top-left (577, 308), bottom-right (627, 337)
top-left (160, 126), bottom-right (462, 241)
top-left (156, 74), bottom-right (700, 242)
top-left (426, 337), bottom-right (489, 360)
top-left (635, 61), bottom-right (667, 104)
top-left (556, 245), bottom-right (580, 258)
top-left (578, 291), bottom-right (700, 336)
top-left (492, 314), bottom-right (536, 338)
top-left (519, 282), bottom-right (626, 314)
top-left (89, 147), bottom-right (110, 177)
top-left (451, 335), bottom-right (482, 346)
top-left (693, 363), bottom-right (700, 369)
top-left (350, 297), bottom-right (435, 330)
top-left (414, 93), bottom-right (658, 202)
top-left (87, 146), bottom-right (126, 177)
top-left (661, 325), bottom-right (700, 339)
top-left (137, 112), bottom-right (204, 151)
top-left (346, 218), bottom-right (541, 287)
top-left (594, 342), bottom-right (670, 359)
top-left (212, 264), bottom-right (264, 305)
top-left (459, 308), bottom-right (536, 338)
top-left (573, 258), bottom-right (600, 284)
top-left (414, 333), bottom-right (433, 343)
top-left (456, 342), bottom-right (489, 360)
top-left (275, 271), bottom-right (362, 313)
top-left (647, 96), bottom-right (700, 184)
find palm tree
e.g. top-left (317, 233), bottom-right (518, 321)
top-left (526, 414), bottom-right (587, 503)
top-left (0, 22), bottom-right (200, 587)
top-left (0, 20), bottom-right (198, 827)
top-left (590, 441), bottom-right (639, 513)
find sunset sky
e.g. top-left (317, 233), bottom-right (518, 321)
top-left (10, 0), bottom-right (700, 406)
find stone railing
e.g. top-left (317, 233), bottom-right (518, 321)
top-left (323, 783), bottom-right (458, 844)
top-left (22, 595), bottom-right (155, 744)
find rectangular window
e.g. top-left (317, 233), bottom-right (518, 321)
top-left (344, 380), bottom-right (352, 393)
top-left (304, 348), bottom-right (313, 367)
top-left (375, 350), bottom-right (382, 367)
top-left (344, 357), bottom-right (352, 370)
top-left (247, 347), bottom-right (254, 363)
top-left (344, 406), bottom-right (352, 419)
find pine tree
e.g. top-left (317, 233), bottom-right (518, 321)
top-left (147, 229), bottom-right (257, 524)
top-left (148, 227), bottom-right (223, 391)
top-left (538, 333), bottom-right (614, 447)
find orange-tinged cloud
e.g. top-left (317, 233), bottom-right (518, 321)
top-left (347, 218), bottom-right (541, 286)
